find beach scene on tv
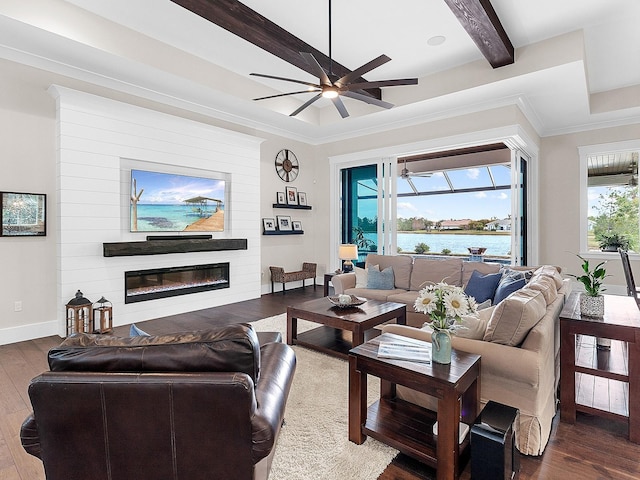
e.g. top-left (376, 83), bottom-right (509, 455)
top-left (130, 169), bottom-right (225, 232)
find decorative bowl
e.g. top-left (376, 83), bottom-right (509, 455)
top-left (328, 295), bottom-right (366, 308)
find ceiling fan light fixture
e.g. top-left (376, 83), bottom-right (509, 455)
top-left (322, 87), bottom-right (339, 99)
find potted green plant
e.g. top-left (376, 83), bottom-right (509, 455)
top-left (598, 233), bottom-right (630, 252)
top-left (570, 255), bottom-right (608, 317)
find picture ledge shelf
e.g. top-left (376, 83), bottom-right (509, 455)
top-left (263, 231), bottom-right (303, 235)
top-left (103, 238), bottom-right (248, 257)
top-left (272, 204), bottom-right (312, 210)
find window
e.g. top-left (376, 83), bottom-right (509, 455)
top-left (580, 141), bottom-right (640, 254)
top-left (341, 165), bottom-right (378, 263)
top-left (587, 151), bottom-right (639, 252)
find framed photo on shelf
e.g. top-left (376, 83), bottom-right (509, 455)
top-left (276, 215), bottom-right (292, 231)
top-left (285, 186), bottom-right (298, 206)
top-left (292, 221), bottom-right (303, 231)
top-left (1, 191), bottom-right (47, 237)
top-left (263, 218), bottom-right (276, 232)
top-left (298, 192), bottom-right (308, 206)
top-left (276, 192), bottom-right (286, 205)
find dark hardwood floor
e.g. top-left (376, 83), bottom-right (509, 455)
top-left (2, 286), bottom-right (640, 479)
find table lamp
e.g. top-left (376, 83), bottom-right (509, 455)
top-left (339, 244), bottom-right (358, 273)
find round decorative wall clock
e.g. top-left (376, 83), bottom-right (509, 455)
top-left (275, 149), bottom-right (299, 182)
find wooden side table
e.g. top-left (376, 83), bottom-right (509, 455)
top-left (323, 273), bottom-right (334, 296)
top-left (560, 292), bottom-right (640, 443)
top-left (349, 333), bottom-right (481, 480)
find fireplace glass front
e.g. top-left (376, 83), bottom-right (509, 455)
top-left (125, 262), bottom-right (229, 303)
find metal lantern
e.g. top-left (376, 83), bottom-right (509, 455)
top-left (93, 296), bottom-right (113, 334)
top-left (66, 290), bottom-right (93, 335)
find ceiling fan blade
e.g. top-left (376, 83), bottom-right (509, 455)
top-left (345, 78), bottom-right (418, 90)
top-left (300, 52), bottom-right (332, 86)
top-left (331, 96), bottom-right (349, 118)
top-left (406, 177), bottom-right (419, 195)
top-left (290, 93), bottom-right (322, 117)
top-left (335, 54), bottom-right (391, 87)
top-left (253, 90), bottom-right (320, 101)
top-left (343, 91), bottom-right (394, 109)
top-left (250, 72), bottom-right (320, 89)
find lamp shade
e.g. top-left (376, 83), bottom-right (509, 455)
top-left (338, 244), bottom-right (358, 260)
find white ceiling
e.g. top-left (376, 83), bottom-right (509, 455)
top-left (0, 0), bottom-right (639, 143)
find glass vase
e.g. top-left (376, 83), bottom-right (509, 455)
top-left (431, 328), bottom-right (452, 364)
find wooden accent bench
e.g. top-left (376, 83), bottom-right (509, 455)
top-left (270, 263), bottom-right (317, 294)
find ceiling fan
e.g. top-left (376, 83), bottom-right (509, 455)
top-left (250, 0), bottom-right (418, 118)
top-left (400, 159), bottom-right (432, 194)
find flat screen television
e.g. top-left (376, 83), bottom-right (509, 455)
top-left (130, 169), bottom-right (226, 233)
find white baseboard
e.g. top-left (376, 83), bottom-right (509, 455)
top-left (0, 319), bottom-right (60, 346)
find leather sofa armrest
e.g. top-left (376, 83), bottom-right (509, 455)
top-left (251, 342), bottom-right (296, 463)
top-left (20, 413), bottom-right (42, 459)
top-left (331, 272), bottom-right (356, 294)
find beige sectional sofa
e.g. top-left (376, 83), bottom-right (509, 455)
top-left (332, 254), bottom-right (570, 456)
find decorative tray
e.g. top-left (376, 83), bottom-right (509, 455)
top-left (328, 295), bottom-right (366, 308)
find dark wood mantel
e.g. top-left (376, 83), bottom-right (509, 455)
top-left (103, 238), bottom-right (248, 257)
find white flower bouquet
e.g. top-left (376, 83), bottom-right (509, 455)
top-left (414, 282), bottom-right (478, 332)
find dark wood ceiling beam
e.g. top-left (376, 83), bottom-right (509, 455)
top-left (443, 0), bottom-right (514, 68)
top-left (170, 0), bottom-right (382, 99)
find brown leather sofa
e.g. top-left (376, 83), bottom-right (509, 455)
top-left (20, 323), bottom-right (296, 480)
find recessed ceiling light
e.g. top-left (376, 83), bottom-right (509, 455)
top-left (427, 35), bottom-right (446, 46)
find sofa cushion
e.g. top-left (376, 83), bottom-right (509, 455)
top-left (387, 290), bottom-right (420, 306)
top-left (367, 265), bottom-right (395, 289)
top-left (345, 287), bottom-right (407, 301)
top-left (410, 257), bottom-right (463, 290)
top-left (455, 305), bottom-right (496, 340)
top-left (465, 270), bottom-right (502, 303)
top-left (49, 323), bottom-right (261, 383)
top-left (420, 306), bottom-right (496, 340)
top-left (354, 266), bottom-right (368, 288)
top-left (462, 261), bottom-right (502, 287)
top-left (484, 289), bottom-right (546, 346)
top-left (365, 254), bottom-right (413, 290)
top-left (532, 265), bottom-right (564, 289)
top-left (493, 275), bottom-right (526, 304)
top-left (526, 275), bottom-right (558, 305)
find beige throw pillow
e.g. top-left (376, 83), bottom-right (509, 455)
top-left (455, 306), bottom-right (496, 340)
top-left (483, 289), bottom-right (546, 346)
top-left (526, 275), bottom-right (558, 305)
top-left (532, 265), bottom-right (563, 289)
top-left (354, 266), bottom-right (368, 288)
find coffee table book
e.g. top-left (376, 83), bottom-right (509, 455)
top-left (377, 333), bottom-right (431, 363)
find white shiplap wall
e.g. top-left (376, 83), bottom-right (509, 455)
top-left (51, 86), bottom-right (263, 337)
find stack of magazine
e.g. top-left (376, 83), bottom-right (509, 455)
top-left (377, 333), bottom-right (431, 363)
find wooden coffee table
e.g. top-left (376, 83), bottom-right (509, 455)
top-left (286, 297), bottom-right (406, 358)
top-left (348, 333), bottom-right (481, 480)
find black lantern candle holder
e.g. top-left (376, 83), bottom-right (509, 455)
top-left (92, 296), bottom-right (113, 334)
top-left (65, 290), bottom-right (93, 335)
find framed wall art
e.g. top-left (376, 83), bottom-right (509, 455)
top-left (298, 192), bottom-right (308, 206)
top-left (292, 221), bottom-right (303, 231)
top-left (285, 186), bottom-right (298, 206)
top-left (276, 192), bottom-right (286, 204)
top-left (276, 215), bottom-right (292, 231)
top-left (263, 218), bottom-right (276, 231)
top-left (1, 192), bottom-right (46, 237)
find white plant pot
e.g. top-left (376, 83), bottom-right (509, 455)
top-left (579, 293), bottom-right (604, 318)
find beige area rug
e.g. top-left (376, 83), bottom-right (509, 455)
top-left (252, 313), bottom-right (398, 480)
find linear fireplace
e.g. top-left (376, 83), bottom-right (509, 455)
top-left (125, 262), bottom-right (229, 303)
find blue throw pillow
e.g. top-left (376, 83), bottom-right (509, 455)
top-left (129, 323), bottom-right (150, 337)
top-left (367, 265), bottom-right (395, 290)
top-left (493, 276), bottom-right (526, 304)
top-left (464, 270), bottom-right (502, 303)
